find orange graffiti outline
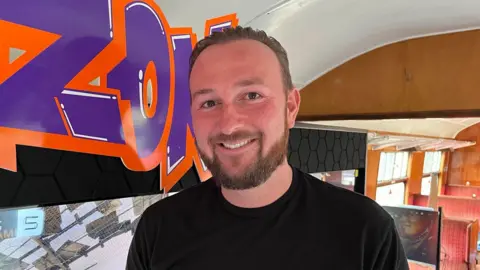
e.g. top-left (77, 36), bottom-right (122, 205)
top-left (0, 20), bottom-right (61, 85)
top-left (161, 27), bottom-right (212, 191)
top-left (0, 0), bottom-right (174, 173)
top-left (0, 7), bottom-right (237, 190)
top-left (204, 13), bottom-right (239, 37)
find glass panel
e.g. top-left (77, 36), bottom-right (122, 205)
top-left (401, 152), bottom-right (409, 178)
top-left (378, 152), bottom-right (409, 183)
top-left (311, 170), bottom-right (356, 192)
top-left (392, 152), bottom-right (403, 180)
top-left (310, 172), bottom-right (324, 180)
top-left (432, 151), bottom-right (442, 173)
top-left (384, 152), bottom-right (395, 181)
top-left (423, 152), bottom-right (433, 174)
top-left (341, 170), bottom-right (356, 186)
top-left (423, 151), bottom-right (442, 174)
top-left (376, 182), bottom-right (405, 206)
top-left (377, 152), bottom-right (387, 182)
top-left (421, 176), bottom-right (432, 196)
top-left (0, 194), bottom-right (165, 269)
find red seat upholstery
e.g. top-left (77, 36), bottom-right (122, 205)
top-left (442, 218), bottom-right (470, 264)
top-left (408, 260), bottom-right (467, 270)
top-left (445, 185), bottom-right (480, 198)
top-left (408, 261), bottom-right (434, 269)
top-left (410, 195), bottom-right (479, 269)
top-left (413, 194), bottom-right (480, 220)
top-left (441, 218), bottom-right (477, 270)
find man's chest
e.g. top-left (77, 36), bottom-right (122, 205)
top-left (149, 217), bottom-right (363, 270)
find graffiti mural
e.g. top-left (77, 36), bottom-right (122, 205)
top-left (0, 0), bottom-right (239, 191)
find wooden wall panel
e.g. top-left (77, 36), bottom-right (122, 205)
top-left (439, 152), bottom-right (450, 194)
top-left (365, 150), bottom-right (380, 200)
top-left (449, 123), bottom-right (480, 186)
top-left (298, 30), bottom-right (480, 120)
top-left (405, 152), bottom-right (425, 203)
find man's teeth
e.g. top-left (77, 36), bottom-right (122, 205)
top-left (222, 140), bottom-right (251, 149)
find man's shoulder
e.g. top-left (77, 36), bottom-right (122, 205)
top-left (142, 179), bottom-right (217, 219)
top-left (297, 169), bottom-right (393, 224)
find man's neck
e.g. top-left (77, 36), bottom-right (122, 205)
top-left (220, 160), bottom-right (293, 209)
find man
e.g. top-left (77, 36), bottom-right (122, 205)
top-left (126, 26), bottom-right (409, 270)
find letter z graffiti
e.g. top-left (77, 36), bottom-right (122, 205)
top-left (0, 0), bottom-right (239, 191)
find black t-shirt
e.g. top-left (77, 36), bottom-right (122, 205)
top-left (126, 167), bottom-right (408, 270)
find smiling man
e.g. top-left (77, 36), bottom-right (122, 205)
top-left (126, 26), bottom-right (408, 270)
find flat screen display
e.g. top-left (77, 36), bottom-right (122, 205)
top-left (383, 205), bottom-right (440, 269)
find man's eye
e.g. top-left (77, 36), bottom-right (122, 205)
top-left (201, 100), bottom-right (216, 109)
top-left (246, 92), bottom-right (261, 100)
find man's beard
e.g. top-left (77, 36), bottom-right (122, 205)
top-left (198, 122), bottom-right (289, 190)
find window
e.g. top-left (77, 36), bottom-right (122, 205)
top-left (376, 182), bottom-right (406, 206)
top-left (421, 151), bottom-right (443, 196)
top-left (376, 152), bottom-right (408, 205)
top-left (423, 151), bottom-right (442, 174)
top-left (377, 152), bottom-right (409, 183)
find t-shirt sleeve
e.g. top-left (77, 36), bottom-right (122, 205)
top-left (372, 219), bottom-right (409, 270)
top-left (126, 211), bottom-right (157, 270)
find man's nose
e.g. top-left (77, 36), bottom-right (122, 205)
top-left (218, 104), bottom-right (246, 135)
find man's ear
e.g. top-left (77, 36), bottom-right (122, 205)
top-left (286, 88), bottom-right (301, 129)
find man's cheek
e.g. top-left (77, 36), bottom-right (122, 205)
top-left (197, 138), bottom-right (211, 154)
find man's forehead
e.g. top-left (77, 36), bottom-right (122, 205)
top-left (189, 39), bottom-right (283, 95)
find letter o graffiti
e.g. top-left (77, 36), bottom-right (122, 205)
top-left (0, 0), bottom-right (236, 187)
top-left (142, 60), bottom-right (158, 119)
top-left (108, 1), bottom-right (172, 160)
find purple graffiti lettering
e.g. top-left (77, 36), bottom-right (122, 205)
top-left (57, 90), bottom-right (123, 142)
top-left (0, 0), bottom-right (236, 181)
top-left (0, 0), bottom-right (114, 138)
top-left (167, 34), bottom-right (193, 174)
top-left (107, 2), bottom-right (171, 158)
top-left (208, 21), bottom-right (234, 35)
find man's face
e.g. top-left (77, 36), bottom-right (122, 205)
top-left (189, 39), bottom-right (300, 190)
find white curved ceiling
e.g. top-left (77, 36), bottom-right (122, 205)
top-left (158, 0), bottom-right (480, 88)
top-left (301, 118), bottom-right (480, 139)
top-left (158, 0), bottom-right (480, 139)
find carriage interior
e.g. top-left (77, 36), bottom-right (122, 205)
top-left (2, 0), bottom-right (480, 269)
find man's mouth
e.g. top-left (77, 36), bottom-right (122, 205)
top-left (220, 139), bottom-right (255, 149)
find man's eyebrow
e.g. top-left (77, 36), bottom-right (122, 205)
top-left (191, 88), bottom-right (214, 101)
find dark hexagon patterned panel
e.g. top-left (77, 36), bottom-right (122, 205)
top-left (0, 145), bottom-right (201, 208)
top-left (0, 128), bottom-right (366, 208)
top-left (16, 147), bottom-right (64, 175)
top-left (325, 151), bottom-right (335, 170)
top-left (287, 128), bottom-right (367, 173)
top-left (325, 132), bottom-right (335, 151)
top-left (13, 176), bottom-right (65, 206)
top-left (317, 139), bottom-right (327, 163)
top-left (0, 163), bottom-right (23, 206)
top-left (308, 130), bottom-right (319, 150)
top-left (92, 171), bottom-right (132, 199)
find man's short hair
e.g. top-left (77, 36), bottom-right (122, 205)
top-left (189, 26), bottom-right (294, 91)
